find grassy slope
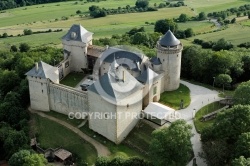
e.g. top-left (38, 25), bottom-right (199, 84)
top-left (31, 114), bottom-right (97, 164)
top-left (159, 84), bottom-right (191, 110)
top-left (44, 110), bottom-right (150, 160)
top-left (193, 101), bottom-right (225, 133)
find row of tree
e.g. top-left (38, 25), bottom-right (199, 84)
top-left (193, 38), bottom-right (234, 51)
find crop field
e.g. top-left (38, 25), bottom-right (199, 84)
top-left (185, 0), bottom-right (250, 13)
top-left (188, 24), bottom-right (250, 45)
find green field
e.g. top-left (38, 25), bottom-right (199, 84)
top-left (193, 101), bottom-right (225, 133)
top-left (160, 84), bottom-right (191, 110)
top-left (31, 114), bottom-right (97, 164)
top-left (188, 24), bottom-right (250, 45)
top-left (185, 0), bottom-right (250, 13)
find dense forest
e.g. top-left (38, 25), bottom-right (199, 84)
top-left (0, 45), bottom-right (62, 161)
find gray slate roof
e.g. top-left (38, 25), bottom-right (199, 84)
top-left (99, 47), bottom-right (143, 71)
top-left (88, 66), bottom-right (143, 101)
top-left (136, 67), bottom-right (160, 84)
top-left (150, 57), bottom-right (161, 65)
top-left (62, 24), bottom-right (93, 43)
top-left (159, 30), bottom-right (180, 47)
top-left (25, 61), bottom-right (58, 83)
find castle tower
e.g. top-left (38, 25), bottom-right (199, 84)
top-left (156, 30), bottom-right (183, 91)
top-left (25, 61), bottom-right (59, 112)
top-left (62, 24), bottom-right (93, 72)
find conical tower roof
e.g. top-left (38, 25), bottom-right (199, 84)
top-left (159, 30), bottom-right (180, 47)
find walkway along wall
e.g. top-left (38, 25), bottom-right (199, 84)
top-left (48, 83), bottom-right (88, 116)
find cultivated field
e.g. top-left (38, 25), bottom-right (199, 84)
top-left (185, 0), bottom-right (250, 13)
top-left (189, 23), bottom-right (250, 45)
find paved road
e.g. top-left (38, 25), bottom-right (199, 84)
top-left (178, 80), bottom-right (222, 166)
top-left (29, 107), bottom-right (111, 157)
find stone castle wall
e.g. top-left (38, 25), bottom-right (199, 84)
top-left (48, 83), bottom-right (88, 116)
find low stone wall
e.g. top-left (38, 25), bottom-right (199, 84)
top-left (48, 83), bottom-right (88, 117)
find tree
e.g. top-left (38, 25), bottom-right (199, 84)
top-left (130, 32), bottom-right (152, 47)
top-left (9, 150), bottom-right (31, 166)
top-left (154, 19), bottom-right (178, 34)
top-left (96, 156), bottom-right (110, 166)
top-left (234, 132), bottom-right (250, 158)
top-left (76, 10), bottom-right (81, 14)
top-left (202, 105), bottom-right (250, 143)
top-left (248, 12), bottom-right (250, 19)
top-left (23, 153), bottom-right (47, 166)
top-left (215, 74), bottom-right (232, 92)
top-left (234, 81), bottom-right (250, 105)
top-left (23, 29), bottom-right (32, 35)
top-left (184, 28), bottom-right (194, 38)
top-left (0, 70), bottom-right (20, 96)
top-left (179, 13), bottom-right (188, 22)
top-left (19, 43), bottom-right (30, 52)
top-left (232, 156), bottom-right (250, 166)
top-left (198, 12), bottom-right (206, 20)
top-left (10, 45), bottom-right (18, 52)
top-left (9, 150), bottom-right (47, 166)
top-left (212, 38), bottom-right (233, 51)
top-left (237, 12), bottom-right (241, 17)
top-left (135, 0), bottom-right (149, 8)
top-left (149, 120), bottom-right (192, 166)
top-left (3, 130), bottom-right (28, 158)
top-left (231, 18), bottom-right (236, 23)
top-left (2, 32), bottom-right (8, 38)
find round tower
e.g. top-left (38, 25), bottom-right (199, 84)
top-left (156, 30), bottom-right (183, 91)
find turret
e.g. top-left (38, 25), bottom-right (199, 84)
top-left (156, 30), bottom-right (183, 91)
top-left (62, 24), bottom-right (93, 72)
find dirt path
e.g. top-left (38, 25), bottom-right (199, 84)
top-left (29, 107), bottom-right (111, 157)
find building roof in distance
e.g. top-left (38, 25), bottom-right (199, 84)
top-left (25, 61), bottom-right (58, 83)
top-left (159, 30), bottom-right (180, 47)
top-left (62, 24), bottom-right (93, 43)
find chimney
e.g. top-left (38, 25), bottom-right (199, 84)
top-left (123, 70), bottom-right (125, 82)
top-left (35, 62), bottom-right (39, 73)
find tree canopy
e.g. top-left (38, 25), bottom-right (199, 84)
top-left (149, 120), bottom-right (192, 166)
top-left (234, 81), bottom-right (250, 105)
top-left (9, 150), bottom-right (47, 166)
top-left (154, 19), bottom-right (178, 34)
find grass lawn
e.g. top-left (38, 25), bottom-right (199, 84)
top-left (193, 101), bottom-right (225, 133)
top-left (31, 114), bottom-right (97, 164)
top-left (60, 72), bottom-right (85, 87)
top-left (189, 24), bottom-right (250, 45)
top-left (44, 110), bottom-right (150, 160)
top-left (159, 84), bottom-right (191, 110)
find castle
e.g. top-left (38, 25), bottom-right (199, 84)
top-left (26, 24), bottom-right (183, 144)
